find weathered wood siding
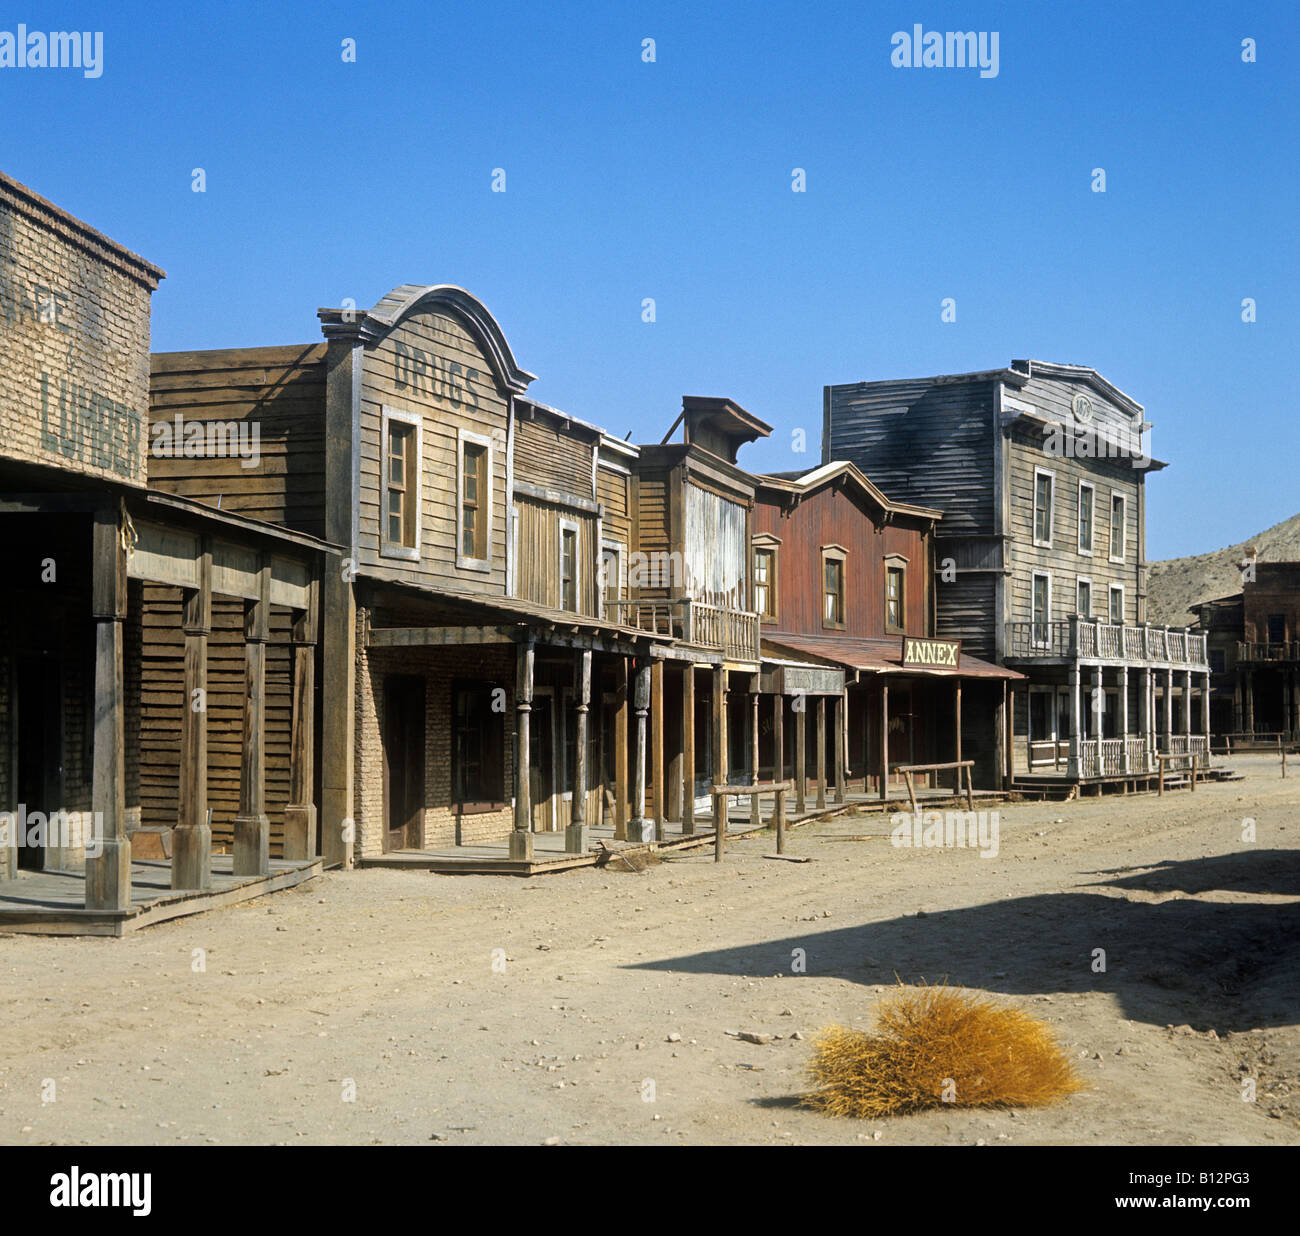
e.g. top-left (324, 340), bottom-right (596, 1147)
top-left (148, 345), bottom-right (328, 540)
top-left (683, 482), bottom-right (748, 609)
top-left (752, 485), bottom-right (930, 638)
top-left (825, 377), bottom-right (996, 536)
top-left (597, 463), bottom-right (632, 548)
top-left (514, 414), bottom-right (594, 499)
top-left (512, 495), bottom-right (598, 616)
top-left (633, 467), bottom-right (671, 600)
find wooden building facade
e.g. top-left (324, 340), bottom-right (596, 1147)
top-left (825, 360), bottom-right (1210, 785)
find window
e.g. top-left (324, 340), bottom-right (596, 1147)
top-left (885, 565), bottom-right (906, 632)
top-left (600, 543), bottom-right (623, 617)
top-left (452, 682), bottom-right (505, 811)
top-left (1076, 577), bottom-right (1091, 618)
top-left (559, 522), bottom-right (578, 612)
top-left (457, 430), bottom-right (492, 569)
top-left (753, 546), bottom-right (777, 620)
top-left (1109, 584), bottom-right (1124, 624)
top-left (382, 408), bottom-right (420, 557)
top-left (1109, 492), bottom-right (1126, 562)
top-left (1078, 482), bottom-right (1094, 555)
top-left (1031, 572), bottom-right (1051, 645)
top-left (1267, 614), bottom-right (1286, 644)
top-left (1033, 469), bottom-right (1055, 547)
top-left (1209, 648), bottom-right (1226, 674)
top-left (821, 548), bottom-right (846, 628)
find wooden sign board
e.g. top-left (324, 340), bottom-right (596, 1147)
top-left (901, 636), bottom-right (961, 669)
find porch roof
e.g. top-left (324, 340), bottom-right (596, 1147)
top-left (760, 633), bottom-right (1024, 681)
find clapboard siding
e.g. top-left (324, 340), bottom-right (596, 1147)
top-left (935, 571), bottom-right (999, 662)
top-left (514, 414), bottom-right (594, 499)
top-left (825, 378), bottom-right (996, 536)
top-left (634, 467), bottom-right (671, 599)
top-left (512, 495), bottom-right (598, 616)
top-left (753, 484), bottom-right (929, 638)
top-left (138, 586), bottom-right (295, 855)
top-left (597, 464), bottom-right (631, 547)
top-left (148, 345), bottom-right (328, 540)
top-left (357, 310), bottom-right (510, 596)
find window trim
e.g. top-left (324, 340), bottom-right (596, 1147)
top-left (820, 545), bottom-right (847, 631)
top-left (1108, 582), bottom-right (1125, 625)
top-left (1108, 490), bottom-right (1127, 564)
top-left (599, 537), bottom-right (627, 621)
top-left (380, 406), bottom-right (422, 562)
top-left (752, 535), bottom-right (780, 623)
top-left (1032, 467), bottom-right (1055, 549)
top-left (456, 428), bottom-right (493, 572)
top-left (558, 517), bottom-right (581, 613)
top-left (1076, 574), bottom-right (1092, 619)
top-left (1031, 570), bottom-right (1052, 647)
top-left (884, 554), bottom-right (908, 635)
top-left (1077, 480), bottom-right (1095, 556)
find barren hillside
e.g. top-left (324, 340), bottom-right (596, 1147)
top-left (1147, 511), bottom-right (1300, 626)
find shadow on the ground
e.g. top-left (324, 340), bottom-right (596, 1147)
top-left (628, 848), bottom-right (1300, 1034)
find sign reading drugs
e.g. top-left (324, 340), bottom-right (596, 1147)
top-left (901, 636), bottom-right (961, 669)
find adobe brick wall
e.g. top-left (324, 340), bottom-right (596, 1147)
top-left (0, 170), bottom-right (163, 486)
top-left (353, 618), bottom-right (516, 858)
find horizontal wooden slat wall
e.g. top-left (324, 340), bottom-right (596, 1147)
top-left (138, 585), bottom-right (294, 855)
top-left (634, 468), bottom-right (670, 599)
top-left (597, 464), bottom-right (631, 546)
top-left (514, 416), bottom-right (594, 498)
top-left (148, 345), bottom-right (328, 540)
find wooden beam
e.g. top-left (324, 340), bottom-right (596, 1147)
top-left (368, 625), bottom-right (517, 648)
top-left (173, 537), bottom-right (213, 890)
top-left (84, 505), bottom-right (130, 912)
top-left (880, 680), bottom-right (890, 801)
top-left (713, 665), bottom-right (727, 861)
top-left (773, 694), bottom-right (786, 850)
top-left (834, 691), bottom-right (846, 804)
top-left (816, 695), bottom-right (827, 810)
top-left (283, 575), bottom-right (319, 861)
top-left (233, 555), bottom-right (271, 876)
top-left (750, 683), bottom-right (761, 829)
top-left (567, 650), bottom-right (592, 854)
top-left (667, 665), bottom-right (684, 824)
top-left (511, 639), bottom-right (536, 860)
top-left (795, 692), bottom-right (807, 812)
top-left (614, 658), bottom-right (629, 840)
top-left (682, 664), bottom-right (696, 834)
top-left (651, 659), bottom-right (664, 837)
top-left (632, 660), bottom-right (651, 841)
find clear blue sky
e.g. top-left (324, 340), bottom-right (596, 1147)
top-left (4, 1), bottom-right (1294, 560)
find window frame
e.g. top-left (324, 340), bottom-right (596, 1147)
top-left (1031, 570), bottom-right (1052, 647)
top-left (1108, 490), bottom-right (1127, 564)
top-left (1076, 575), bottom-right (1092, 619)
top-left (1077, 480), bottom-right (1095, 556)
top-left (1033, 467), bottom-right (1056, 549)
top-left (456, 428), bottom-right (493, 572)
top-left (599, 537), bottom-right (626, 621)
top-left (1108, 583), bottom-right (1125, 625)
top-left (752, 534), bottom-right (780, 623)
top-left (884, 553), bottom-right (908, 635)
top-left (380, 406), bottom-right (422, 561)
top-left (820, 545), bottom-right (847, 631)
top-left (558, 517), bottom-right (580, 613)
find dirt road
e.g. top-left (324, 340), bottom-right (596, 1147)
top-left (1, 755), bottom-right (1297, 1145)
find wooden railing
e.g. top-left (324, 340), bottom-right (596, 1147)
top-left (1005, 618), bottom-right (1209, 667)
top-left (609, 597), bottom-right (761, 661)
top-left (1237, 641), bottom-right (1300, 663)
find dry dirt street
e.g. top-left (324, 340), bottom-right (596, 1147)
top-left (1, 755), bottom-right (1297, 1146)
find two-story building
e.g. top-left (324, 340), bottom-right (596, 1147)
top-left (824, 360), bottom-right (1210, 789)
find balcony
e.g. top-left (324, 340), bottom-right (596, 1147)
top-left (609, 597), bottom-right (760, 662)
top-left (1004, 616), bottom-right (1208, 667)
top-left (1237, 641), bottom-right (1300, 664)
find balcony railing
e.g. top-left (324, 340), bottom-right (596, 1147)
top-left (609, 597), bottom-right (761, 661)
top-left (1237, 641), bottom-right (1300, 664)
top-left (1005, 617), bottom-right (1208, 667)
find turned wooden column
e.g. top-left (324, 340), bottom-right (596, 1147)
top-left (511, 637), bottom-right (535, 861)
top-left (879, 680), bottom-right (890, 801)
top-left (85, 505), bottom-right (131, 911)
top-left (173, 538), bottom-right (212, 890)
top-left (750, 681), bottom-right (761, 828)
top-left (795, 692), bottom-right (807, 812)
top-left (773, 694), bottom-right (785, 835)
top-left (712, 665), bottom-right (727, 861)
top-left (682, 664), bottom-right (696, 835)
top-left (630, 660), bottom-right (651, 842)
top-left (650, 659), bottom-right (664, 838)
top-left (667, 664), bottom-right (684, 825)
top-left (282, 576), bottom-right (319, 862)
top-left (816, 695), bottom-right (827, 810)
top-left (614, 657), bottom-right (629, 840)
top-left (833, 690), bottom-right (847, 804)
top-left (566, 649), bottom-right (591, 854)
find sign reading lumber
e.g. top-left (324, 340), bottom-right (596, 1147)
top-left (901, 636), bottom-right (961, 668)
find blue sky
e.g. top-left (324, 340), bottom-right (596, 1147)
top-left (3, 2), bottom-right (1294, 559)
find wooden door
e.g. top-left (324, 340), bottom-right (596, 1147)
top-left (382, 675), bottom-right (425, 852)
top-left (530, 694), bottom-right (554, 831)
top-left (16, 655), bottom-right (63, 871)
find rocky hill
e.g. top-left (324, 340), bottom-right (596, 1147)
top-left (1146, 511), bottom-right (1300, 626)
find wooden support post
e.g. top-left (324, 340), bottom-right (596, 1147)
top-left (904, 769), bottom-right (917, 813)
top-left (750, 683), bottom-right (761, 828)
top-left (173, 538), bottom-right (213, 891)
top-left (816, 695), bottom-right (827, 810)
top-left (1004, 681), bottom-right (1013, 787)
top-left (879, 680), bottom-right (890, 801)
top-left (995, 679), bottom-right (1007, 790)
top-left (1232, 671), bottom-right (1243, 735)
top-left (319, 564), bottom-right (354, 870)
top-left (614, 657), bottom-right (629, 840)
top-left (651, 659), bottom-right (664, 839)
top-left (954, 680), bottom-right (963, 792)
top-left (773, 694), bottom-right (785, 843)
top-left (283, 577), bottom-right (319, 862)
top-left (1158, 758), bottom-right (1165, 796)
top-left (667, 665), bottom-right (684, 825)
top-left (566, 649), bottom-right (592, 854)
top-left (795, 692), bottom-right (807, 813)
top-left (1120, 664), bottom-right (1130, 774)
top-left (964, 764), bottom-right (975, 811)
top-left (834, 691), bottom-right (846, 804)
top-left (511, 638), bottom-right (535, 861)
top-left (1166, 667), bottom-right (1175, 748)
top-left (630, 660), bottom-right (651, 842)
top-left (682, 664), bottom-right (696, 834)
top-left (1185, 669), bottom-right (1193, 739)
top-left (85, 505), bottom-right (131, 911)
top-left (713, 665), bottom-right (727, 861)
top-left (1204, 671), bottom-right (1213, 750)
top-left (1070, 664), bottom-right (1081, 779)
top-left (233, 556), bottom-right (271, 876)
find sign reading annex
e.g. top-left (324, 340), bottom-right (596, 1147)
top-left (901, 636), bottom-right (961, 669)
